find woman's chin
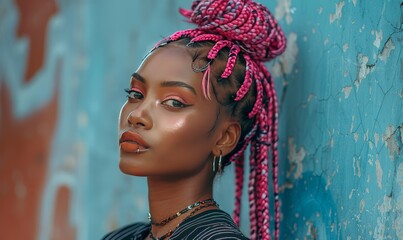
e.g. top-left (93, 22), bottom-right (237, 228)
top-left (119, 157), bottom-right (148, 176)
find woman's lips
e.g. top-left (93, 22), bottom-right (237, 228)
top-left (119, 131), bottom-right (150, 153)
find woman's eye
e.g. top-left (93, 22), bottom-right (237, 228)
top-left (162, 99), bottom-right (190, 108)
top-left (124, 88), bottom-right (143, 100)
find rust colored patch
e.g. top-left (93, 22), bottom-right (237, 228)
top-left (0, 61), bottom-right (61, 239)
top-left (15, 0), bottom-right (59, 82)
top-left (50, 186), bottom-right (77, 240)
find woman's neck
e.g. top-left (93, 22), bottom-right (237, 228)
top-left (147, 176), bottom-right (213, 220)
top-left (146, 173), bottom-right (215, 238)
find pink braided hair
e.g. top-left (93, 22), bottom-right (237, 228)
top-left (158, 0), bottom-right (286, 239)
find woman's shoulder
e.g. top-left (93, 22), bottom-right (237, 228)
top-left (101, 222), bottom-right (150, 240)
top-left (172, 209), bottom-right (250, 240)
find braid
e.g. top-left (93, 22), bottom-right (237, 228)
top-left (222, 45), bottom-right (241, 78)
top-left (234, 154), bottom-right (244, 226)
top-left (248, 141), bottom-right (258, 239)
top-left (249, 77), bottom-right (264, 118)
top-left (169, 29), bottom-right (201, 41)
top-left (156, 1), bottom-right (286, 239)
top-left (208, 40), bottom-right (233, 59)
top-left (262, 63), bottom-right (281, 239)
top-left (190, 34), bottom-right (223, 43)
top-left (235, 54), bottom-right (253, 101)
top-left (256, 103), bottom-right (271, 239)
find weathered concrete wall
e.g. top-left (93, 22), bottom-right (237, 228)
top-left (0, 0), bottom-right (401, 239)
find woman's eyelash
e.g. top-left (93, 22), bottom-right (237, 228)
top-left (124, 88), bottom-right (192, 109)
top-left (124, 88), bottom-right (133, 94)
top-left (124, 88), bottom-right (143, 99)
top-left (162, 99), bottom-right (192, 108)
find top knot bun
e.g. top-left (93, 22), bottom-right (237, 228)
top-left (179, 0), bottom-right (286, 62)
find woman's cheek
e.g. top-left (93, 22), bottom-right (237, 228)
top-left (158, 112), bottom-right (209, 139)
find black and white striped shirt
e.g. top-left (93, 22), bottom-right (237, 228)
top-left (102, 209), bottom-right (249, 240)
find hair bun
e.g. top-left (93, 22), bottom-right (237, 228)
top-left (179, 0), bottom-right (286, 62)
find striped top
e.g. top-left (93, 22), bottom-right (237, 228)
top-left (102, 209), bottom-right (249, 240)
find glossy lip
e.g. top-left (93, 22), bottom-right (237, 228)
top-left (119, 131), bottom-right (150, 153)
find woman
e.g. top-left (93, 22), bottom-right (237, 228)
top-left (103, 0), bottom-right (286, 239)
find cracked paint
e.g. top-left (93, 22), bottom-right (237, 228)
top-left (305, 221), bottom-right (318, 239)
top-left (373, 30), bottom-right (383, 49)
top-left (359, 199), bottom-right (365, 213)
top-left (274, 0), bottom-right (293, 25)
top-left (342, 85), bottom-right (352, 98)
top-left (329, 1), bottom-right (345, 24)
top-left (375, 133), bottom-right (380, 148)
top-left (395, 163), bottom-right (403, 239)
top-left (353, 156), bottom-right (361, 177)
top-left (374, 195), bottom-right (392, 240)
top-left (343, 43), bottom-right (349, 52)
top-left (375, 156), bottom-right (383, 189)
top-left (354, 132), bottom-right (359, 142)
top-left (318, 6), bottom-right (323, 14)
top-left (325, 175), bottom-right (332, 190)
top-left (354, 54), bottom-right (375, 90)
top-left (379, 38), bottom-right (395, 61)
top-left (350, 115), bottom-right (355, 133)
top-left (359, 24), bottom-right (366, 33)
top-left (349, 188), bottom-right (357, 199)
top-left (287, 138), bottom-right (306, 179)
top-left (364, 129), bottom-right (369, 141)
top-left (368, 156), bottom-right (374, 166)
top-left (272, 32), bottom-right (298, 77)
top-left (382, 124), bottom-right (402, 160)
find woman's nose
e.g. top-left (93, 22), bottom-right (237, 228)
top-left (127, 105), bottom-right (153, 130)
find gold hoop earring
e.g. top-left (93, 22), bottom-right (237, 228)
top-left (217, 149), bottom-right (223, 174)
top-left (212, 155), bottom-right (217, 173)
top-left (212, 150), bottom-right (223, 174)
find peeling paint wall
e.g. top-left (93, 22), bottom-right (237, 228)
top-left (267, 0), bottom-right (403, 239)
top-left (0, 0), bottom-right (401, 239)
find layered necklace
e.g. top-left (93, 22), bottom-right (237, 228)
top-left (148, 198), bottom-right (218, 240)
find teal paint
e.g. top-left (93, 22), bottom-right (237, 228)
top-left (0, 0), bottom-right (401, 239)
top-left (266, 0), bottom-right (403, 239)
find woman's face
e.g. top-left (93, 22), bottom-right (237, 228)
top-left (119, 44), bottom-right (226, 178)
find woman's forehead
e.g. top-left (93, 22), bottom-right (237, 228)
top-left (132, 45), bottom-right (208, 96)
top-left (139, 45), bottom-right (196, 76)
top-left (150, 44), bottom-right (194, 64)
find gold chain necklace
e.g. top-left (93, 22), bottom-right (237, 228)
top-left (148, 201), bottom-right (218, 240)
top-left (148, 198), bottom-right (215, 226)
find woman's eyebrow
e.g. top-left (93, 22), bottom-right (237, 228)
top-left (160, 81), bottom-right (197, 95)
top-left (132, 72), bottom-right (197, 95)
top-left (131, 72), bottom-right (146, 83)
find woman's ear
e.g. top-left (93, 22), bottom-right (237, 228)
top-left (213, 121), bottom-right (241, 156)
